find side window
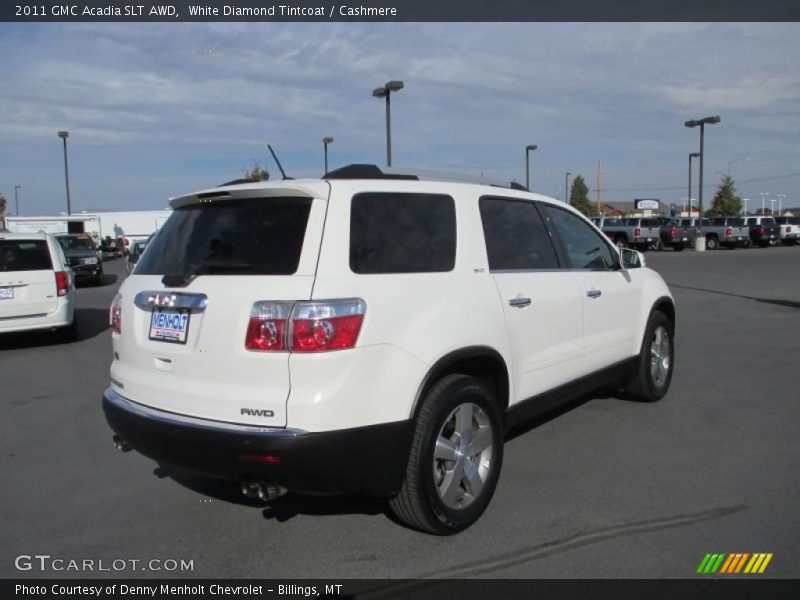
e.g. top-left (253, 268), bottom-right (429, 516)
top-left (543, 205), bottom-right (616, 270)
top-left (747, 218), bottom-right (756, 225)
top-left (479, 197), bottom-right (559, 270)
top-left (350, 192), bottom-right (456, 274)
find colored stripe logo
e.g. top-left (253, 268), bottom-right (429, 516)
top-left (697, 553), bottom-right (773, 574)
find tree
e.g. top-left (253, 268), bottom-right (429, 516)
top-left (706, 175), bottom-right (742, 217)
top-left (241, 160), bottom-right (270, 181)
top-left (569, 175), bottom-right (597, 217)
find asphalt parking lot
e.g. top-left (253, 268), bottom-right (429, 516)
top-left (1, 247), bottom-right (798, 579)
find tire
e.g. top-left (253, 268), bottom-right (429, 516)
top-left (389, 374), bottom-right (504, 535)
top-left (95, 269), bottom-right (105, 286)
top-left (705, 236), bottom-right (719, 250)
top-left (624, 311), bottom-right (674, 403)
top-left (672, 244), bottom-right (684, 252)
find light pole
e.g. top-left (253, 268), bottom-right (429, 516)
top-left (688, 152), bottom-right (700, 219)
top-left (760, 192), bottom-right (768, 215)
top-left (742, 198), bottom-right (749, 216)
top-left (769, 198), bottom-right (776, 215)
top-left (322, 137), bottom-right (334, 174)
top-left (685, 116), bottom-right (721, 250)
top-left (524, 145), bottom-right (537, 191)
top-left (372, 80), bottom-right (404, 167)
top-left (565, 172), bottom-right (571, 203)
top-left (14, 185), bottom-right (21, 216)
top-left (776, 194), bottom-right (786, 216)
top-left (58, 131), bottom-right (72, 216)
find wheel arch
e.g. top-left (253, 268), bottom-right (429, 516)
top-left (410, 346), bottom-right (510, 421)
top-left (651, 296), bottom-right (676, 331)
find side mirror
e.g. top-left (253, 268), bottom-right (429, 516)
top-left (620, 248), bottom-right (645, 269)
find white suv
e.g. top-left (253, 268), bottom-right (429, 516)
top-left (0, 231), bottom-right (77, 341)
top-left (103, 165), bottom-right (675, 534)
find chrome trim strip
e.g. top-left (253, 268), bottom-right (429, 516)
top-left (104, 388), bottom-right (304, 436)
top-left (134, 291), bottom-right (208, 310)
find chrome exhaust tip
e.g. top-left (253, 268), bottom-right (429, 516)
top-left (241, 480), bottom-right (287, 502)
top-left (112, 435), bottom-right (131, 452)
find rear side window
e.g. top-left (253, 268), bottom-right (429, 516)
top-left (136, 197), bottom-right (312, 276)
top-left (479, 197), bottom-right (559, 270)
top-left (350, 192), bottom-right (456, 274)
top-left (0, 240), bottom-right (53, 272)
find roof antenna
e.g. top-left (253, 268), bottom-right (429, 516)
top-left (267, 144), bottom-right (293, 180)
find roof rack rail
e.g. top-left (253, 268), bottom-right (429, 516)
top-left (324, 164), bottom-right (528, 192)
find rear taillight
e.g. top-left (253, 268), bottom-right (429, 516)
top-left (123, 238), bottom-right (130, 246)
top-left (669, 226), bottom-right (677, 238)
top-left (55, 271), bottom-right (69, 297)
top-left (726, 227), bottom-right (733, 236)
top-left (110, 293), bottom-right (122, 334)
top-left (759, 225), bottom-right (766, 235)
top-left (245, 302), bottom-right (292, 351)
top-left (245, 299), bottom-right (366, 353)
top-left (634, 227), bottom-right (641, 238)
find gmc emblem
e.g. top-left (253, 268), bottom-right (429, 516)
top-left (241, 408), bottom-right (274, 417)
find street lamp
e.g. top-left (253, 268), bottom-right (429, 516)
top-left (14, 185), bottom-right (21, 216)
top-left (688, 152), bottom-right (700, 219)
top-left (525, 145), bottom-right (538, 191)
top-left (565, 172), bottom-right (571, 204)
top-left (685, 115), bottom-right (721, 249)
top-left (322, 137), bottom-right (334, 174)
top-left (742, 198), bottom-right (749, 216)
top-left (372, 80), bottom-right (404, 167)
top-left (769, 198), bottom-right (776, 215)
top-left (57, 130), bottom-right (72, 216)
top-left (760, 192), bottom-right (769, 215)
top-left (776, 194), bottom-right (786, 216)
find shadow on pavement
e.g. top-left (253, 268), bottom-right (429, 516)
top-left (0, 307), bottom-right (110, 351)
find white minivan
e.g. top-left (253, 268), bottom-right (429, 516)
top-left (0, 232), bottom-right (77, 340)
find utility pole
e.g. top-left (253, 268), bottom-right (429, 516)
top-left (596, 161), bottom-right (603, 213)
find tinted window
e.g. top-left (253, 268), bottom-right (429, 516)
top-left (641, 219), bottom-right (660, 227)
top-left (543, 206), bottom-right (616, 270)
top-left (727, 218), bottom-right (744, 226)
top-left (56, 235), bottom-right (96, 251)
top-left (747, 218), bottom-right (757, 225)
top-left (711, 218), bottom-right (725, 226)
top-left (350, 192), bottom-right (456, 274)
top-left (761, 218), bottom-right (776, 225)
top-left (0, 240), bottom-right (53, 272)
top-left (479, 198), bottom-right (559, 270)
top-left (136, 197), bottom-right (312, 276)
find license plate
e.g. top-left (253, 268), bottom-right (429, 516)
top-left (646, 238), bottom-right (653, 242)
top-left (682, 237), bottom-right (688, 241)
top-left (0, 287), bottom-right (13, 300)
top-left (149, 308), bottom-right (190, 344)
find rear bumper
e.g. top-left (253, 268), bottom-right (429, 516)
top-left (102, 388), bottom-right (414, 496)
top-left (0, 298), bottom-right (73, 334)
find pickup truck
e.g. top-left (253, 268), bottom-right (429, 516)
top-left (599, 217), bottom-right (662, 250)
top-left (658, 218), bottom-right (697, 251)
top-left (745, 216), bottom-right (781, 247)
top-left (688, 217), bottom-right (749, 250)
top-left (774, 216), bottom-right (800, 246)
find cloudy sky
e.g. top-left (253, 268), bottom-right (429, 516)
top-left (1, 22), bottom-right (799, 215)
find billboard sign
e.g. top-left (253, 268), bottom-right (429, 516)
top-left (635, 199), bottom-right (661, 211)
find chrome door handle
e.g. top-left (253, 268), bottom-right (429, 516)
top-left (508, 297), bottom-right (532, 308)
top-left (586, 289), bottom-right (602, 298)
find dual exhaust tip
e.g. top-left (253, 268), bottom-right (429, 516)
top-left (112, 435), bottom-right (131, 452)
top-left (241, 480), bottom-right (288, 503)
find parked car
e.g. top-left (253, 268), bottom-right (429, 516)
top-left (658, 218), bottom-right (697, 251)
top-left (0, 232), bottom-right (77, 341)
top-left (745, 216), bottom-right (780, 248)
top-left (600, 217), bottom-right (662, 251)
top-left (774, 216), bottom-right (800, 246)
top-left (55, 234), bottom-right (104, 286)
top-left (702, 217), bottom-right (750, 250)
top-left (103, 165), bottom-right (676, 534)
top-left (126, 239), bottom-right (149, 274)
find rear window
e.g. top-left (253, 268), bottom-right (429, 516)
top-left (761, 218), bottom-right (776, 225)
top-left (726, 218), bottom-right (744, 226)
top-left (641, 219), bottom-right (660, 227)
top-left (0, 240), bottom-right (53, 272)
top-left (350, 192), bottom-right (456, 274)
top-left (135, 197), bottom-right (312, 276)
